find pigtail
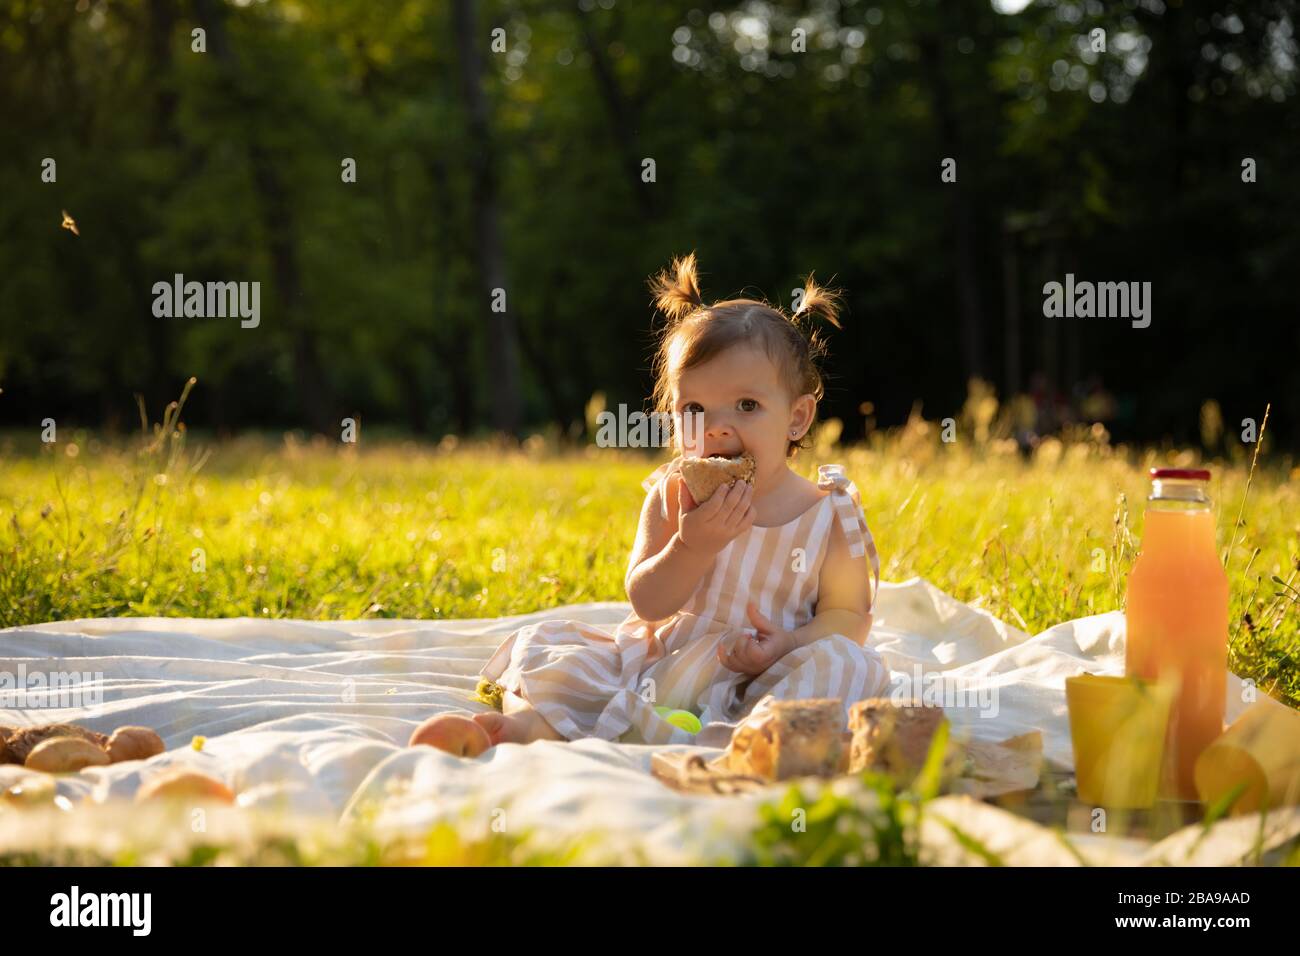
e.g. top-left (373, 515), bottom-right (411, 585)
top-left (791, 273), bottom-right (844, 330)
top-left (648, 252), bottom-right (706, 325)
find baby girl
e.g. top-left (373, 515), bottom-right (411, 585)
top-left (425, 252), bottom-right (891, 752)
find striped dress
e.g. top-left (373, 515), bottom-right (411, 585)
top-left (478, 459), bottom-right (891, 749)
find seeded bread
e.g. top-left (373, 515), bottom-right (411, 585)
top-left (724, 698), bottom-right (847, 781)
top-left (679, 452), bottom-right (756, 505)
top-left (848, 698), bottom-right (961, 784)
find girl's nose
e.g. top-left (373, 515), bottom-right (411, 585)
top-left (704, 415), bottom-right (733, 437)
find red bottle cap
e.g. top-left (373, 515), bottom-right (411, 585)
top-left (1149, 467), bottom-right (1211, 481)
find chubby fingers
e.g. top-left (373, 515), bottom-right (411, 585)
top-left (737, 482), bottom-right (756, 525)
top-left (716, 633), bottom-right (742, 668)
top-left (717, 630), bottom-right (761, 669)
top-left (676, 474), bottom-right (697, 513)
top-left (713, 479), bottom-right (743, 522)
top-left (746, 601), bottom-right (775, 634)
top-left (717, 643), bottom-right (736, 670)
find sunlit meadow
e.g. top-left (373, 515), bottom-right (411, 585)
top-left (2, 383), bottom-right (1296, 710)
top-left (2, 384), bottom-right (1298, 864)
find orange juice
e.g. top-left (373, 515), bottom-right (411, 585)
top-left (1124, 468), bottom-right (1229, 800)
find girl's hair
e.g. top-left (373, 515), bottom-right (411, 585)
top-left (646, 251), bottom-right (843, 459)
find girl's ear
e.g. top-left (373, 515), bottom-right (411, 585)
top-left (785, 392), bottom-right (816, 434)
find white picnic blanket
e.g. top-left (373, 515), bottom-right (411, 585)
top-left (2, 577), bottom-right (1296, 865)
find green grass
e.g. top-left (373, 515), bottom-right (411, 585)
top-left (0, 801), bottom-right (618, 867)
top-left (1, 387), bottom-right (1298, 866)
top-left (2, 389), bottom-right (1296, 707)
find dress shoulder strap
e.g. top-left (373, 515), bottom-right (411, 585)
top-left (815, 464), bottom-right (882, 611)
top-left (640, 454), bottom-right (683, 493)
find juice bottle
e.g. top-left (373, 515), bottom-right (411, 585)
top-left (1124, 468), bottom-right (1229, 800)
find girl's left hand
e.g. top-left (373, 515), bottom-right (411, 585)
top-left (717, 603), bottom-right (797, 676)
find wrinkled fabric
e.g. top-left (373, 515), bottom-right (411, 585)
top-left (480, 460), bottom-right (890, 747)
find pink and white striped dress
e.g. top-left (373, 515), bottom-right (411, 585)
top-left (479, 459), bottom-right (892, 749)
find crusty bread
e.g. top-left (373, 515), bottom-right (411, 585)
top-left (725, 698), bottom-right (847, 781)
top-left (2, 723), bottom-right (109, 765)
top-left (679, 452), bottom-right (756, 505)
top-left (848, 698), bottom-right (960, 784)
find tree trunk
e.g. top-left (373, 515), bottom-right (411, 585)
top-left (575, 5), bottom-right (660, 221)
top-left (919, 35), bottom-right (985, 383)
top-left (428, 154), bottom-right (475, 435)
top-left (1001, 222), bottom-right (1021, 398)
top-left (192, 0), bottom-right (338, 436)
top-left (143, 0), bottom-right (179, 416)
top-left (451, 0), bottom-right (520, 438)
top-left (516, 271), bottom-right (577, 430)
top-left (394, 360), bottom-right (428, 435)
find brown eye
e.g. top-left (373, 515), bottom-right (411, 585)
top-left (739, 399), bottom-right (758, 412)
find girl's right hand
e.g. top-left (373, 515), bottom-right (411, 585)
top-left (676, 474), bottom-right (755, 555)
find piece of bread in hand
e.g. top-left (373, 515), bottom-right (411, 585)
top-left (679, 452), bottom-right (756, 505)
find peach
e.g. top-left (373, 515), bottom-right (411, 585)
top-left (408, 714), bottom-right (492, 757)
top-left (136, 768), bottom-right (235, 804)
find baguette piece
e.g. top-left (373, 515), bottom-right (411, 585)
top-left (679, 452), bottom-right (756, 505)
top-left (724, 698), bottom-right (847, 781)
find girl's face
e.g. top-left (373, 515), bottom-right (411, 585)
top-left (672, 344), bottom-right (815, 488)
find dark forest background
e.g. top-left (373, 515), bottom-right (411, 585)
top-left (1, 0), bottom-right (1296, 448)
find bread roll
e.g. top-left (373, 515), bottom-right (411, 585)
top-left (25, 736), bottom-right (111, 772)
top-left (848, 698), bottom-right (958, 783)
top-left (724, 698), bottom-right (846, 781)
top-left (108, 726), bottom-right (166, 763)
top-left (3, 723), bottom-right (109, 765)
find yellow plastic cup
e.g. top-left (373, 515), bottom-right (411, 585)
top-left (1195, 698), bottom-right (1300, 816)
top-left (1066, 673), bottom-right (1174, 809)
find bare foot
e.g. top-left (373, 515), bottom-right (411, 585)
top-left (472, 711), bottom-right (530, 746)
top-left (472, 708), bottom-right (565, 745)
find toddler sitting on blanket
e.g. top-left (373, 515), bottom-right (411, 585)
top-left (422, 252), bottom-right (891, 752)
